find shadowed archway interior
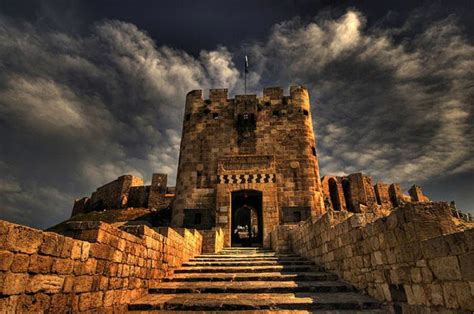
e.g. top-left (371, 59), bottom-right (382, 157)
top-left (231, 190), bottom-right (263, 246)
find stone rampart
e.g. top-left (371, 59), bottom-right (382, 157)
top-left (270, 202), bottom-right (474, 312)
top-left (0, 220), bottom-right (202, 312)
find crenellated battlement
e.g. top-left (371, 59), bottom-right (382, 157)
top-left (186, 86), bottom-right (309, 104)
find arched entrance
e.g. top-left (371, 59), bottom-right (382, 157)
top-left (231, 190), bottom-right (263, 246)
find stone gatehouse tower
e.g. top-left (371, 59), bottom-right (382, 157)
top-left (172, 86), bottom-right (325, 247)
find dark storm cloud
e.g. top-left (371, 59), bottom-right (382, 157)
top-left (0, 16), bottom-right (240, 228)
top-left (244, 11), bottom-right (474, 185)
top-left (0, 7), bottom-right (473, 228)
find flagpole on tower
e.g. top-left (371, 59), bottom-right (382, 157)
top-left (244, 55), bottom-right (249, 94)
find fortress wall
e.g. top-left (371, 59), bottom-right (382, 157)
top-left (0, 220), bottom-right (202, 312)
top-left (127, 186), bottom-right (150, 208)
top-left (72, 197), bottom-right (89, 217)
top-left (270, 202), bottom-right (474, 312)
top-left (89, 175), bottom-right (144, 210)
top-left (322, 173), bottom-right (430, 216)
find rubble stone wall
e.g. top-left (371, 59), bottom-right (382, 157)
top-left (0, 220), bottom-right (202, 312)
top-left (270, 202), bottom-right (474, 312)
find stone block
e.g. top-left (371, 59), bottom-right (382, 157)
top-left (73, 275), bottom-right (93, 292)
top-left (427, 283), bottom-right (444, 306)
top-left (50, 294), bottom-right (71, 312)
top-left (411, 268), bottom-right (422, 284)
top-left (90, 243), bottom-right (113, 260)
top-left (404, 285), bottom-right (415, 305)
top-left (60, 237), bottom-right (73, 258)
top-left (81, 242), bottom-right (90, 261)
top-left (52, 258), bottom-right (74, 274)
top-left (428, 256), bottom-right (462, 281)
top-left (27, 274), bottom-right (64, 293)
top-left (40, 232), bottom-right (63, 256)
top-left (5, 225), bottom-right (43, 254)
top-left (63, 276), bottom-right (74, 292)
top-left (0, 295), bottom-right (18, 313)
top-left (457, 251), bottom-right (474, 281)
top-left (444, 232), bottom-right (467, 255)
top-left (453, 281), bottom-right (474, 311)
top-left (442, 282), bottom-right (459, 308)
top-left (78, 292), bottom-right (92, 311)
top-left (10, 253), bottom-right (29, 272)
top-left (2, 273), bottom-right (28, 295)
top-left (79, 258), bottom-right (97, 275)
top-left (16, 293), bottom-right (50, 312)
top-left (465, 228), bottom-right (474, 251)
top-left (421, 236), bottom-right (449, 259)
top-left (28, 255), bottom-right (53, 273)
top-left (421, 267), bottom-right (433, 283)
top-left (0, 250), bottom-right (14, 271)
top-left (411, 284), bottom-right (428, 305)
top-left (71, 240), bottom-right (82, 259)
top-left (103, 290), bottom-right (114, 307)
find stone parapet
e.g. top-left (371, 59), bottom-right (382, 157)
top-left (0, 219), bottom-right (202, 312)
top-left (270, 202), bottom-right (474, 312)
top-left (200, 228), bottom-right (225, 253)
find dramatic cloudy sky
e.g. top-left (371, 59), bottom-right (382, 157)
top-left (0, 0), bottom-right (473, 229)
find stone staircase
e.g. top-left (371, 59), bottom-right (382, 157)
top-left (129, 247), bottom-right (383, 312)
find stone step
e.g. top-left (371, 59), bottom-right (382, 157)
top-left (218, 249), bottom-right (274, 253)
top-left (130, 310), bottom-right (386, 313)
top-left (163, 272), bottom-right (339, 282)
top-left (220, 247), bottom-right (267, 250)
top-left (217, 252), bottom-right (276, 255)
top-left (198, 254), bottom-right (297, 258)
top-left (174, 265), bottom-right (316, 274)
top-left (191, 256), bottom-right (303, 262)
top-left (182, 260), bottom-right (313, 267)
top-left (149, 280), bottom-right (353, 294)
top-left (128, 292), bottom-right (381, 311)
top-left (189, 255), bottom-right (306, 262)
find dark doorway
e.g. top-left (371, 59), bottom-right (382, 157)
top-left (231, 190), bottom-right (263, 246)
top-left (329, 178), bottom-right (341, 211)
top-left (342, 179), bottom-right (354, 212)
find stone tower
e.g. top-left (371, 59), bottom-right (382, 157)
top-left (172, 86), bottom-right (325, 247)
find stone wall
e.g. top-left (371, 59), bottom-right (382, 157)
top-left (0, 219), bottom-right (202, 312)
top-left (321, 173), bottom-right (430, 215)
top-left (201, 228), bottom-right (225, 253)
top-left (89, 175), bottom-right (144, 210)
top-left (128, 186), bottom-right (150, 208)
top-left (270, 202), bottom-right (474, 312)
top-left (71, 173), bottom-right (175, 217)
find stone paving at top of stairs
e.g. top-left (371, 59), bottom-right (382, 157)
top-left (129, 247), bottom-right (382, 312)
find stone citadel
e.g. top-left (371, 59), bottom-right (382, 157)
top-left (0, 87), bottom-right (472, 312)
top-left (71, 86), bottom-right (468, 246)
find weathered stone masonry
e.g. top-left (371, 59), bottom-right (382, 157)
top-left (321, 173), bottom-right (430, 214)
top-left (0, 219), bottom-right (205, 312)
top-left (72, 173), bottom-right (174, 216)
top-left (270, 202), bottom-right (474, 312)
top-left (173, 86), bottom-right (326, 247)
